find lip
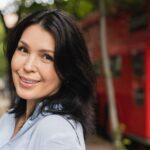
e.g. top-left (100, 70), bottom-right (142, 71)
top-left (19, 76), bottom-right (40, 88)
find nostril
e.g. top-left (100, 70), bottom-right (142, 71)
top-left (23, 58), bottom-right (36, 72)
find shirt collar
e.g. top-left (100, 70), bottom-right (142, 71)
top-left (29, 101), bottom-right (43, 120)
top-left (29, 100), bottom-right (63, 120)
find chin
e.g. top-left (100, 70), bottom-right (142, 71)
top-left (17, 91), bottom-right (35, 100)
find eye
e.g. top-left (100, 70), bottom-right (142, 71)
top-left (43, 53), bottom-right (54, 62)
top-left (17, 46), bottom-right (28, 53)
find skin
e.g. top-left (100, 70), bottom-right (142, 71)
top-left (11, 24), bottom-right (61, 137)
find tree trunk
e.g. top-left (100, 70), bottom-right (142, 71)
top-left (99, 0), bottom-right (121, 149)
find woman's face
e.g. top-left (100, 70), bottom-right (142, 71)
top-left (11, 24), bottom-right (61, 101)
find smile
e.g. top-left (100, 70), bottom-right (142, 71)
top-left (19, 76), bottom-right (40, 88)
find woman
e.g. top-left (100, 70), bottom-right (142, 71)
top-left (0, 9), bottom-right (95, 150)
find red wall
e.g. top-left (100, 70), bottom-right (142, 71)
top-left (80, 8), bottom-right (150, 140)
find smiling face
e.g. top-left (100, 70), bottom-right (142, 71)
top-left (11, 24), bottom-right (61, 101)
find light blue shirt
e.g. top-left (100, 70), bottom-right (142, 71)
top-left (0, 102), bottom-right (85, 150)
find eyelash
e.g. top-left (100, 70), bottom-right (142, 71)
top-left (17, 46), bottom-right (27, 53)
top-left (43, 54), bottom-right (54, 62)
top-left (16, 46), bottom-right (54, 62)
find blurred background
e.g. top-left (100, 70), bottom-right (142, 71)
top-left (0, 0), bottom-right (150, 149)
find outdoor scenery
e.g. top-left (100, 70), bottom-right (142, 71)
top-left (0, 0), bottom-right (150, 149)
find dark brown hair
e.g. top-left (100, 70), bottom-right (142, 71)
top-left (6, 9), bottom-right (96, 137)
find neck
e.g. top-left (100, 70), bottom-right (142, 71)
top-left (24, 100), bottom-right (37, 120)
top-left (12, 100), bottom-right (38, 139)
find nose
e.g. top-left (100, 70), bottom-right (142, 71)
top-left (23, 55), bottom-right (37, 72)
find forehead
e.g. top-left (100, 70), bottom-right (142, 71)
top-left (19, 24), bottom-right (55, 51)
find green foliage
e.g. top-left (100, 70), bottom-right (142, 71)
top-left (0, 45), bottom-right (7, 78)
top-left (53, 0), bottom-right (96, 19)
top-left (15, 0), bottom-right (96, 20)
top-left (18, 2), bottom-right (53, 19)
top-left (75, 0), bottom-right (94, 19)
top-left (0, 19), bottom-right (5, 42)
top-left (0, 18), bottom-right (7, 78)
top-left (114, 123), bottom-right (131, 149)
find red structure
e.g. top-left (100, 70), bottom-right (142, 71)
top-left (80, 8), bottom-right (150, 143)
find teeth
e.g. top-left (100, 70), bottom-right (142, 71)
top-left (21, 78), bottom-right (38, 84)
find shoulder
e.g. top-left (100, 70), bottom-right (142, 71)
top-left (30, 114), bottom-right (85, 150)
top-left (0, 112), bottom-right (14, 126)
top-left (0, 112), bottom-right (15, 141)
top-left (35, 114), bottom-right (82, 137)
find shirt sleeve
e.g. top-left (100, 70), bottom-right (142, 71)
top-left (28, 115), bottom-right (85, 150)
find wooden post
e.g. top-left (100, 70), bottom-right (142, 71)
top-left (99, 0), bottom-right (121, 149)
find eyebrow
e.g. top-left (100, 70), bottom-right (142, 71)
top-left (19, 40), bottom-right (55, 53)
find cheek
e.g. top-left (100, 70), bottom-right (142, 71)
top-left (11, 53), bottom-right (18, 72)
top-left (11, 52), bottom-right (25, 71)
top-left (42, 66), bottom-right (61, 86)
